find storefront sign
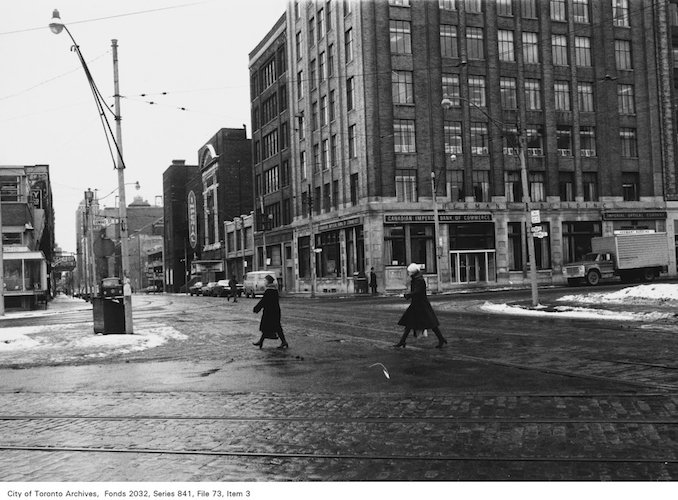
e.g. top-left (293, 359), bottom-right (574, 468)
top-left (385, 214), bottom-right (492, 223)
top-left (602, 211), bottom-right (667, 220)
top-left (188, 190), bottom-right (198, 249)
top-left (318, 217), bottom-right (362, 232)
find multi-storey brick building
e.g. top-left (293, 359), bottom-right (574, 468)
top-left (250, 0), bottom-right (678, 293)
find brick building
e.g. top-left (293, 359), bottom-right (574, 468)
top-left (249, 0), bottom-right (678, 294)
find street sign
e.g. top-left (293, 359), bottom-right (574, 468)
top-left (533, 231), bottom-right (548, 239)
top-left (531, 225), bottom-right (543, 233)
top-left (530, 210), bottom-right (541, 224)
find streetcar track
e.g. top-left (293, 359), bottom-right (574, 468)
top-left (0, 444), bottom-right (675, 464)
top-left (2, 414), bottom-right (678, 424)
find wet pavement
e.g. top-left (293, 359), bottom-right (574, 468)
top-left (0, 291), bottom-right (677, 482)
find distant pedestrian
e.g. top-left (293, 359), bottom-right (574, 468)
top-left (227, 275), bottom-right (238, 303)
top-left (394, 263), bottom-right (447, 349)
top-left (252, 274), bottom-right (288, 349)
top-left (369, 267), bottom-right (378, 295)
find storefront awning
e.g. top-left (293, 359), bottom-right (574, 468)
top-left (3, 250), bottom-right (45, 260)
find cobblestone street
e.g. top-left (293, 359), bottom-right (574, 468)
top-left (0, 291), bottom-right (677, 482)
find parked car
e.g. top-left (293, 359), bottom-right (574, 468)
top-left (243, 270), bottom-right (281, 298)
top-left (201, 281), bottom-right (218, 296)
top-left (100, 277), bottom-right (123, 298)
top-left (213, 279), bottom-right (243, 297)
top-left (188, 281), bottom-right (203, 296)
top-left (143, 285), bottom-right (161, 294)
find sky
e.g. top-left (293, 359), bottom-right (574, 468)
top-left (0, 0), bottom-right (289, 253)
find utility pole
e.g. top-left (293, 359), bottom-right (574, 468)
top-left (517, 119), bottom-right (539, 307)
top-left (112, 39), bottom-right (133, 333)
top-left (431, 171), bottom-right (443, 293)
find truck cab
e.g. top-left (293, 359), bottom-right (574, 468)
top-left (564, 252), bottom-right (615, 286)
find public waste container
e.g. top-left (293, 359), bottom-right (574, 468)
top-left (353, 273), bottom-right (368, 294)
top-left (92, 297), bottom-right (126, 334)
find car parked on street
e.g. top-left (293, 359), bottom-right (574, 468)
top-left (242, 269), bottom-right (281, 298)
top-left (188, 281), bottom-right (203, 296)
top-left (100, 277), bottom-right (123, 298)
top-left (201, 281), bottom-right (218, 296)
top-left (213, 279), bottom-right (243, 298)
top-left (143, 285), bottom-right (161, 294)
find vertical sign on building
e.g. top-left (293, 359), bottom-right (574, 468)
top-left (188, 191), bottom-right (198, 249)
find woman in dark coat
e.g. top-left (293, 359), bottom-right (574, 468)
top-left (394, 263), bottom-right (447, 348)
top-left (252, 275), bottom-right (288, 349)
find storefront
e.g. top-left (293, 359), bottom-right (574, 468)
top-left (3, 249), bottom-right (48, 309)
top-left (446, 214), bottom-right (495, 284)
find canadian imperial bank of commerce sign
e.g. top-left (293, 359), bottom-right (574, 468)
top-left (188, 191), bottom-right (198, 249)
top-left (384, 214), bottom-right (493, 223)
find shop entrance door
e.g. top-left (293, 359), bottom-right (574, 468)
top-left (449, 250), bottom-right (496, 283)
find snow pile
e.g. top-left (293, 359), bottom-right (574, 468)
top-left (558, 283), bottom-right (678, 304)
top-left (480, 302), bottom-right (674, 322)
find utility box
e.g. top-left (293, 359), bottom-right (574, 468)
top-left (353, 273), bottom-right (368, 294)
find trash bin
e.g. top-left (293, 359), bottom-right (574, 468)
top-left (353, 273), bottom-right (368, 294)
top-left (92, 297), bottom-right (126, 334)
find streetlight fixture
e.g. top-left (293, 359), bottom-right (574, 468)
top-left (441, 95), bottom-right (539, 306)
top-left (50, 9), bottom-right (134, 331)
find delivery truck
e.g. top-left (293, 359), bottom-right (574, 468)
top-left (564, 232), bottom-right (669, 286)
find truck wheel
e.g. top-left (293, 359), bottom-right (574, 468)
top-left (585, 270), bottom-right (601, 286)
top-left (641, 268), bottom-right (655, 282)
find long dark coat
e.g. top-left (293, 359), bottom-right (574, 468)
top-left (253, 286), bottom-right (283, 339)
top-left (397, 273), bottom-right (440, 329)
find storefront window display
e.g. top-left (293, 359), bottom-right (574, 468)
top-left (562, 221), bottom-right (601, 263)
top-left (385, 226), bottom-right (406, 266)
top-left (508, 222), bottom-right (552, 270)
top-left (385, 224), bottom-right (435, 271)
top-left (315, 230), bottom-right (340, 277)
top-left (298, 236), bottom-right (310, 278)
top-left (4, 260), bottom-right (22, 291)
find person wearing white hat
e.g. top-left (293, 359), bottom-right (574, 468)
top-left (394, 263), bottom-right (447, 348)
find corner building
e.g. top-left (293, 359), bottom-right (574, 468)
top-left (250, 0), bottom-right (678, 294)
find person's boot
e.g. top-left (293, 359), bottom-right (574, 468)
top-left (393, 328), bottom-right (410, 348)
top-left (432, 327), bottom-right (447, 348)
top-left (253, 334), bottom-right (264, 349)
top-left (277, 330), bottom-right (289, 349)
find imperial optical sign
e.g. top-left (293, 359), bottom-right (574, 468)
top-left (188, 190), bottom-right (198, 249)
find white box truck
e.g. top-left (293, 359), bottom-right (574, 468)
top-left (564, 232), bottom-right (669, 286)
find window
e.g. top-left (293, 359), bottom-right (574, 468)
top-left (308, 17), bottom-right (315, 48)
top-left (444, 121), bottom-right (463, 154)
top-left (311, 101), bottom-right (318, 130)
top-left (262, 130), bottom-right (279, 159)
top-left (390, 21), bottom-right (412, 54)
top-left (472, 171), bottom-right (490, 201)
top-left (497, 0), bottom-right (512, 16)
top-left (322, 139), bottom-right (330, 169)
top-left (465, 0), bottom-right (482, 12)
top-left (317, 8), bottom-right (325, 40)
top-left (313, 143), bottom-right (320, 173)
top-left (350, 173), bottom-right (359, 205)
top-left (498, 30), bottom-right (514, 62)
top-left (385, 226), bottom-right (406, 266)
top-left (620, 128), bottom-right (637, 157)
top-left (562, 221), bottom-right (601, 263)
top-left (295, 32), bottom-right (303, 60)
top-left (622, 172), bottom-right (639, 201)
top-left (526, 126), bottom-right (544, 156)
top-left (319, 52), bottom-right (326, 82)
top-left (615, 40), bottom-right (632, 70)
top-left (466, 27), bottom-right (484, 59)
top-left (320, 96), bottom-right (328, 126)
top-left (283, 198), bottom-right (292, 225)
top-left (577, 82), bottom-right (594, 112)
top-left (348, 125), bottom-right (357, 158)
top-left (439, 0), bottom-right (456, 10)
top-left (297, 70), bottom-right (304, 99)
top-left (580, 126), bottom-right (596, 157)
top-left (331, 135), bottom-right (338, 165)
top-left (310, 59), bottom-right (317, 89)
top-left (617, 84), bottom-right (635, 114)
top-left (0, 176), bottom-right (19, 202)
top-left (345, 28), bottom-right (354, 62)
top-left (264, 166), bottom-right (280, 194)
top-left (552, 35), bottom-right (568, 65)
top-left (470, 122), bottom-right (488, 155)
top-left (574, 36), bottom-right (591, 66)
top-left (468, 76), bottom-right (486, 107)
top-left (323, 182), bottom-right (331, 212)
top-left (554, 81), bottom-right (571, 111)
top-left (583, 172), bottom-right (598, 201)
top-left (392, 70), bottom-right (414, 104)
top-left (328, 44), bottom-right (335, 76)
top-left (300, 151), bottom-right (307, 179)
top-left (534, 221), bottom-right (552, 269)
top-left (613, 0), bottom-right (629, 27)
top-left (394, 119), bottom-right (416, 153)
top-left (556, 125), bottom-right (572, 156)
top-left (440, 25), bottom-right (459, 58)
top-left (281, 160), bottom-right (290, 187)
top-left (410, 224), bottom-right (436, 272)
top-left (522, 32), bottom-right (539, 64)
top-left (503, 125), bottom-right (518, 155)
top-left (550, 0), bottom-right (566, 21)
top-left (329, 90), bottom-right (336, 121)
top-left (559, 172), bottom-right (574, 201)
top-left (390, 0), bottom-right (410, 4)
top-left (298, 236), bottom-right (311, 277)
top-left (521, 0), bottom-right (537, 18)
top-left (332, 180), bottom-right (339, 209)
top-left (346, 77), bottom-right (355, 110)
top-left (297, 113), bottom-right (305, 139)
top-left (500, 77), bottom-right (517, 109)
top-left (505, 171), bottom-right (522, 202)
top-left (395, 169), bottom-right (418, 202)
top-left (442, 74), bottom-right (460, 105)
top-left (447, 170), bottom-right (464, 201)
top-left (572, 0), bottom-right (589, 23)
top-left (326, 4), bottom-right (332, 32)
top-left (529, 172), bottom-right (545, 202)
top-left (524, 79), bottom-right (541, 110)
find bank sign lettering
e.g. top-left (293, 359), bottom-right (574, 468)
top-left (188, 191), bottom-right (198, 249)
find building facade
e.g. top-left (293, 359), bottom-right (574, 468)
top-left (249, 0), bottom-right (678, 294)
top-left (1, 164), bottom-right (55, 308)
